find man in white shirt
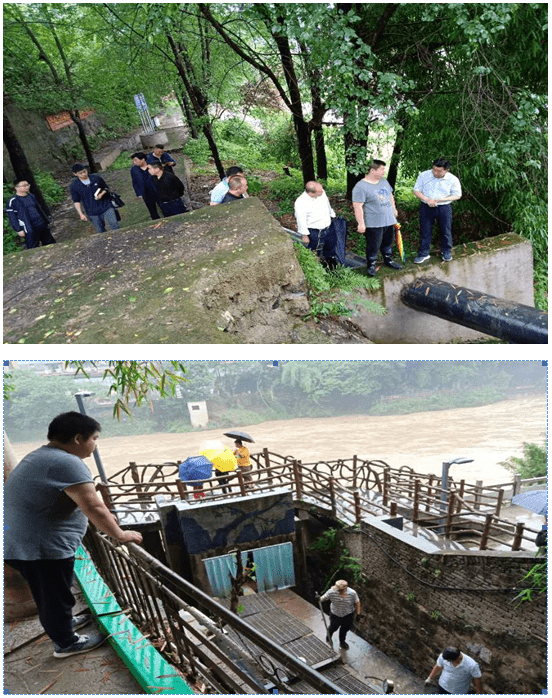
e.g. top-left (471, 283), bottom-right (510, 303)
top-left (413, 158), bottom-right (462, 264)
top-left (426, 647), bottom-right (483, 694)
top-left (294, 181), bottom-right (337, 268)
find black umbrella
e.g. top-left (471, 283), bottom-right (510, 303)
top-left (223, 430), bottom-right (255, 443)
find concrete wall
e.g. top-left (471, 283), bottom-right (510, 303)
top-left (349, 233), bottom-right (535, 342)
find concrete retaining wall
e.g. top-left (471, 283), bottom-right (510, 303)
top-left (349, 234), bottom-right (535, 342)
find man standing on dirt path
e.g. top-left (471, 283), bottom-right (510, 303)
top-left (146, 144), bottom-right (177, 174)
top-left (130, 152), bottom-right (161, 220)
top-left (426, 647), bottom-right (482, 694)
top-left (147, 161), bottom-right (189, 217)
top-left (4, 411), bottom-right (143, 659)
top-left (317, 580), bottom-right (360, 650)
top-left (210, 166), bottom-right (247, 205)
top-left (413, 158), bottom-right (462, 264)
top-left (70, 164), bottom-right (120, 234)
top-left (294, 180), bottom-right (337, 269)
top-left (352, 159), bottom-right (402, 277)
top-left (5, 179), bottom-right (56, 249)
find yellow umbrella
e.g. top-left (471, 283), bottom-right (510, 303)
top-left (395, 223), bottom-right (405, 263)
top-left (200, 448), bottom-right (237, 473)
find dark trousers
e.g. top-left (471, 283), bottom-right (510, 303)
top-left (25, 224), bottom-right (56, 249)
top-left (438, 686), bottom-right (450, 694)
top-left (5, 558), bottom-right (77, 647)
top-left (418, 203), bottom-right (453, 256)
top-left (215, 469), bottom-right (232, 494)
top-left (364, 225), bottom-right (394, 264)
top-left (308, 226), bottom-right (336, 267)
top-left (143, 195), bottom-right (161, 220)
top-left (160, 198), bottom-right (188, 217)
top-left (328, 611), bottom-right (354, 643)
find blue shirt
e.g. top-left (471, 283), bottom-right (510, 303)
top-left (413, 170), bottom-right (462, 204)
top-left (70, 175), bottom-right (113, 216)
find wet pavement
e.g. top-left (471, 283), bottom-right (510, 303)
top-left (270, 588), bottom-right (426, 695)
top-left (3, 590), bottom-right (143, 695)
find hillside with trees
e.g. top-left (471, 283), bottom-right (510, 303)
top-left (3, 3), bottom-right (547, 309)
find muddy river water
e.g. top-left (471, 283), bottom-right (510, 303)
top-left (12, 396), bottom-right (546, 486)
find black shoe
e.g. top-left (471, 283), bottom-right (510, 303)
top-left (340, 641), bottom-right (349, 649)
top-left (367, 263), bottom-right (377, 277)
top-left (53, 632), bottom-right (108, 658)
top-left (384, 258), bottom-right (402, 269)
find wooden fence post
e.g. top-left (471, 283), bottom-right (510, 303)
top-left (96, 483), bottom-right (113, 510)
top-left (495, 489), bottom-right (504, 517)
top-left (353, 491), bottom-right (362, 524)
top-left (513, 474), bottom-right (522, 497)
top-left (426, 475), bottom-right (433, 512)
top-left (293, 460), bottom-right (303, 500)
top-left (474, 481), bottom-right (483, 510)
top-left (480, 514), bottom-right (493, 550)
top-left (352, 455), bottom-right (358, 490)
top-left (445, 493), bottom-right (456, 537)
top-left (512, 522), bottom-right (525, 551)
top-left (329, 477), bottom-right (336, 518)
top-left (413, 480), bottom-right (420, 523)
top-left (390, 501), bottom-right (397, 517)
top-left (236, 468), bottom-right (247, 497)
top-left (383, 468), bottom-right (390, 507)
top-left (176, 480), bottom-right (188, 500)
top-left (456, 480), bottom-right (465, 514)
top-left (263, 448), bottom-right (273, 485)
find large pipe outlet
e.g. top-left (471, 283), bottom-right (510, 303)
top-left (401, 277), bottom-right (548, 344)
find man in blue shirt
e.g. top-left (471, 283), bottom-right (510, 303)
top-left (130, 152), bottom-right (161, 220)
top-left (5, 180), bottom-right (56, 249)
top-left (413, 158), bottom-right (462, 263)
top-left (70, 164), bottom-right (120, 234)
top-left (210, 166), bottom-right (246, 205)
top-left (145, 144), bottom-right (177, 174)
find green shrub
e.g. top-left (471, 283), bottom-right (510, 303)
top-left (267, 173), bottom-right (304, 214)
top-left (502, 440), bottom-right (548, 478)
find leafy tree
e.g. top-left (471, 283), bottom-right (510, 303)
top-left (502, 440), bottom-right (548, 479)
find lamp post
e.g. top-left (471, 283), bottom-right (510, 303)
top-left (439, 457), bottom-right (474, 534)
top-left (74, 391), bottom-right (108, 484)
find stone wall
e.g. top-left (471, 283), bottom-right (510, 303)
top-left (341, 518), bottom-right (546, 693)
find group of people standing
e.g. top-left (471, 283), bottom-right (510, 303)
top-left (295, 157), bottom-right (462, 275)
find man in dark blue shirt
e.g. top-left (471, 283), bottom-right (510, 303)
top-left (69, 164), bottom-right (120, 234)
top-left (5, 180), bottom-right (56, 249)
top-left (130, 152), bottom-right (161, 220)
top-left (147, 161), bottom-right (188, 217)
top-left (145, 144), bottom-right (177, 174)
top-left (221, 176), bottom-right (248, 204)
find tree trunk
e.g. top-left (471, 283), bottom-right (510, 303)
top-left (344, 122), bottom-right (368, 200)
top-left (313, 127), bottom-right (328, 181)
top-left (166, 32), bottom-right (225, 178)
top-left (68, 110), bottom-right (97, 173)
top-left (386, 115), bottom-right (409, 190)
top-left (179, 91), bottom-right (198, 139)
top-left (3, 109), bottom-right (50, 215)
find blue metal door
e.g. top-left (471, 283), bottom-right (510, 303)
top-left (203, 543), bottom-right (295, 597)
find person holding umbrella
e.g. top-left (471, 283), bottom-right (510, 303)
top-left (179, 455), bottom-right (213, 500)
top-left (200, 446), bottom-right (237, 495)
top-left (224, 430), bottom-right (256, 492)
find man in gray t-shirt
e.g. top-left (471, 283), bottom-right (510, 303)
top-left (4, 412), bottom-right (142, 659)
top-left (352, 159), bottom-right (402, 277)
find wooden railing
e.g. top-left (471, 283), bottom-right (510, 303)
top-left (95, 450), bottom-right (541, 552)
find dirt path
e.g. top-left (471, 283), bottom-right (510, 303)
top-left (12, 397), bottom-right (546, 485)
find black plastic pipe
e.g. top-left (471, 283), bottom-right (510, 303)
top-left (401, 277), bottom-right (548, 344)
